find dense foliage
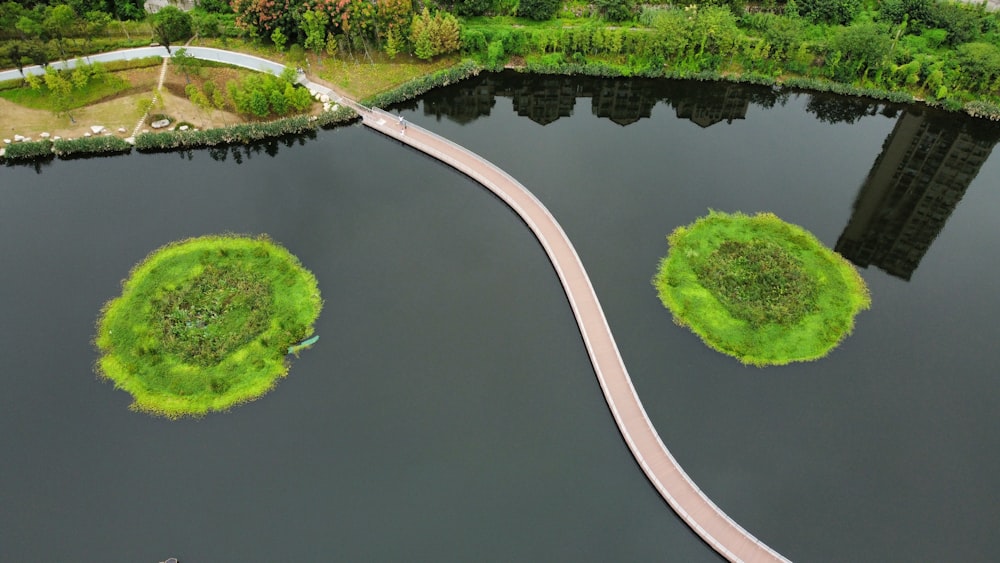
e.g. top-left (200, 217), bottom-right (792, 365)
top-left (653, 211), bottom-right (870, 366)
top-left (95, 235), bottom-right (322, 418)
top-left (457, 1), bottom-right (1000, 118)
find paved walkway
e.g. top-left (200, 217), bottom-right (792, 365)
top-left (2, 47), bottom-right (790, 562)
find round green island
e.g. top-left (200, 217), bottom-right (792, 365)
top-left (653, 211), bottom-right (870, 367)
top-left (95, 235), bottom-right (322, 417)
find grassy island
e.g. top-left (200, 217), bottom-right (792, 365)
top-left (95, 235), bottom-right (322, 418)
top-left (653, 211), bottom-right (870, 367)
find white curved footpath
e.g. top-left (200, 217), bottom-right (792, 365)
top-left (2, 48), bottom-right (789, 561)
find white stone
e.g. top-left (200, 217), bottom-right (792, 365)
top-left (320, 94), bottom-right (330, 103)
top-left (90, 125), bottom-right (105, 134)
top-left (84, 132), bottom-right (92, 137)
top-left (13, 134), bottom-right (24, 142)
top-left (40, 132), bottom-right (50, 139)
top-left (23, 137), bottom-right (31, 142)
top-left (179, 125), bottom-right (189, 131)
top-left (53, 136), bottom-right (61, 140)
top-left (3, 139), bottom-right (9, 144)
top-left (332, 104), bottom-right (339, 111)
top-left (124, 137), bottom-right (135, 145)
top-left (117, 127), bottom-right (126, 133)
top-left (0, 148), bottom-right (5, 158)
top-left (151, 119), bottom-right (170, 129)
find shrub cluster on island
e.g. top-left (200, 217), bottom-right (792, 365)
top-left (653, 211), bottom-right (871, 367)
top-left (94, 235), bottom-right (322, 418)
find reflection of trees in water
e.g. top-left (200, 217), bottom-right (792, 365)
top-left (416, 71), bottom-right (1000, 282)
top-left (206, 132), bottom-right (315, 163)
top-left (805, 93), bottom-right (902, 124)
top-left (416, 70), bottom-right (788, 128)
top-left (836, 109), bottom-right (1000, 280)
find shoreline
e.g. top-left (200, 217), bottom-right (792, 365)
top-left (4, 47), bottom-right (999, 163)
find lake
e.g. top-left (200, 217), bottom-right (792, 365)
top-left (2, 71), bottom-right (999, 562)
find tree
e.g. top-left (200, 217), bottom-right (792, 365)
top-left (955, 42), bottom-right (1000, 91)
top-left (270, 27), bottom-right (287, 51)
top-left (831, 22), bottom-right (892, 79)
top-left (172, 48), bottom-right (201, 83)
top-left (517, 0), bottom-right (559, 21)
top-left (796, 0), bottom-right (861, 25)
top-left (929, 2), bottom-right (985, 46)
top-left (595, 0), bottom-right (635, 22)
top-left (110, 0), bottom-right (144, 20)
top-left (83, 11), bottom-right (112, 48)
top-left (300, 9), bottom-right (327, 56)
top-left (376, 0), bottom-right (413, 49)
top-left (409, 8), bottom-right (461, 60)
top-left (231, 0), bottom-right (302, 42)
top-left (26, 65), bottom-right (99, 123)
top-left (453, 0), bottom-right (494, 16)
top-left (40, 4), bottom-right (76, 60)
top-left (152, 6), bottom-right (193, 52)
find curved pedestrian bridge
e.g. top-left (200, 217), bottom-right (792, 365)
top-left (354, 104), bottom-right (790, 563)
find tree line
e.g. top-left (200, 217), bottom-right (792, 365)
top-left (3, 0), bottom-right (1000, 116)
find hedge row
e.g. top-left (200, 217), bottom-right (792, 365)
top-left (2, 140), bottom-right (54, 162)
top-left (54, 136), bottom-right (133, 158)
top-left (135, 109), bottom-right (358, 151)
top-left (363, 60), bottom-right (483, 108)
top-left (2, 136), bottom-right (135, 162)
top-left (316, 105), bottom-right (360, 128)
top-left (102, 56), bottom-right (163, 72)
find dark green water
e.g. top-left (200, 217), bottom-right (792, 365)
top-left (2, 72), bottom-right (999, 562)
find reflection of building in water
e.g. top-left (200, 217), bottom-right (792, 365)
top-left (511, 79), bottom-right (578, 125)
top-left (674, 84), bottom-right (750, 128)
top-left (836, 112), bottom-right (999, 280)
top-left (423, 81), bottom-right (496, 124)
top-left (590, 80), bottom-right (655, 126)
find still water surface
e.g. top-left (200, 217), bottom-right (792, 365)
top-left (2, 72), bottom-right (999, 562)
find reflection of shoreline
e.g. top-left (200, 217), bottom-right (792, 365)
top-left (418, 72), bottom-right (783, 128)
top-left (836, 111), bottom-right (1000, 280)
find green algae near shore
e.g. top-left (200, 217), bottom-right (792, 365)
top-left (653, 211), bottom-right (870, 367)
top-left (95, 235), bottom-right (322, 417)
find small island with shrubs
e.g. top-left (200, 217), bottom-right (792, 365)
top-left (653, 211), bottom-right (870, 366)
top-left (94, 234), bottom-right (322, 418)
